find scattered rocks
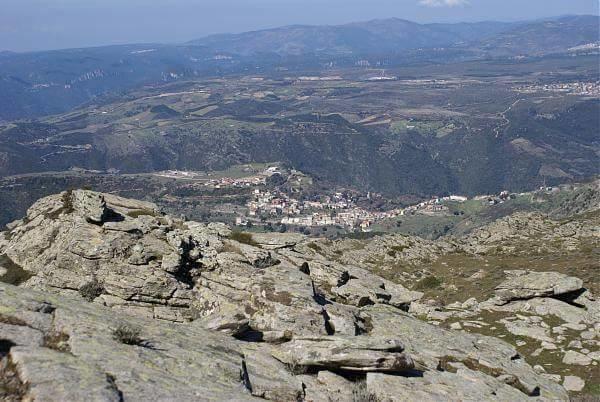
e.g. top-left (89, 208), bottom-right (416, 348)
top-left (499, 317), bottom-right (554, 343)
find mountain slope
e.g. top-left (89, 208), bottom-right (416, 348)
top-left (0, 190), bottom-right (581, 399)
top-left (189, 18), bottom-right (516, 56)
top-left (0, 15), bottom-right (597, 121)
top-left (475, 15), bottom-right (600, 56)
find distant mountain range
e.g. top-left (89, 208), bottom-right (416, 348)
top-left (0, 15), bottom-right (597, 121)
top-left (188, 18), bottom-right (516, 56)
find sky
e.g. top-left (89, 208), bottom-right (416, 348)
top-left (1, 0), bottom-right (598, 52)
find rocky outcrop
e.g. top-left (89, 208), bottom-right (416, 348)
top-left (0, 282), bottom-right (570, 401)
top-left (460, 212), bottom-right (599, 255)
top-left (0, 191), bottom-right (575, 401)
top-left (493, 270), bottom-right (584, 304)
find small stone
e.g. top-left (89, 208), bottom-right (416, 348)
top-left (450, 322), bottom-right (462, 330)
top-left (588, 351), bottom-right (600, 361)
top-left (562, 323), bottom-right (586, 331)
top-left (568, 340), bottom-right (583, 349)
top-left (562, 350), bottom-right (592, 366)
top-left (516, 340), bottom-right (527, 347)
top-left (533, 365), bottom-right (545, 374)
top-left (541, 341), bottom-right (557, 350)
top-left (529, 316), bottom-right (543, 324)
top-left (461, 297), bottom-right (478, 310)
top-left (581, 348), bottom-right (590, 354)
top-left (542, 374), bottom-right (561, 383)
top-left (563, 376), bottom-right (585, 392)
top-left (580, 330), bottom-right (596, 340)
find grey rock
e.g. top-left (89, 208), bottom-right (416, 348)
top-left (11, 346), bottom-right (122, 402)
top-left (250, 232), bottom-right (305, 250)
top-left (271, 336), bottom-right (415, 373)
top-left (0, 191), bottom-right (578, 401)
top-left (298, 370), bottom-right (354, 402)
top-left (71, 189), bottom-right (110, 224)
top-left (562, 350), bottom-right (592, 365)
top-left (499, 318), bottom-right (554, 342)
top-left (362, 304), bottom-right (568, 400)
top-left (495, 270), bottom-right (583, 304)
top-left (367, 366), bottom-right (530, 402)
top-left (0, 283), bottom-right (257, 401)
top-left (563, 376), bottom-right (585, 392)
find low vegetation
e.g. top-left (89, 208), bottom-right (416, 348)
top-left (79, 279), bottom-right (104, 302)
top-left (229, 231), bottom-right (258, 246)
top-left (113, 324), bottom-right (146, 346)
top-left (413, 275), bottom-right (443, 290)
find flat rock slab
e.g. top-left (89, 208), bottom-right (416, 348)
top-left (563, 376), bottom-right (585, 392)
top-left (11, 346), bottom-right (122, 402)
top-left (0, 284), bottom-right (257, 401)
top-left (562, 350), bottom-right (592, 366)
top-left (495, 270), bottom-right (583, 303)
top-left (271, 336), bottom-right (414, 373)
top-left (250, 233), bottom-right (306, 250)
top-left (367, 367), bottom-right (529, 401)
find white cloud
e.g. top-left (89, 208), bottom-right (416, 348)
top-left (418, 0), bottom-right (469, 7)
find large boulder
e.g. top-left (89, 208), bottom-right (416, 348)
top-left (494, 270), bottom-right (584, 304)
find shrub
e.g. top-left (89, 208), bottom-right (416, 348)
top-left (127, 209), bottom-right (158, 218)
top-left (113, 324), bottom-right (145, 346)
top-left (414, 275), bottom-right (443, 290)
top-left (307, 243), bottom-right (322, 252)
top-left (79, 279), bottom-right (104, 301)
top-left (43, 331), bottom-right (70, 352)
top-left (352, 379), bottom-right (378, 402)
top-left (229, 231), bottom-right (258, 246)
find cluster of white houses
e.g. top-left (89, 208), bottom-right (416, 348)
top-left (246, 189), bottom-right (471, 230)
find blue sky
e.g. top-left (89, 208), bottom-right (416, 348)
top-left (1, 0), bottom-right (598, 52)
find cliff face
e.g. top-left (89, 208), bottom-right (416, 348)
top-left (1, 190), bottom-right (595, 400)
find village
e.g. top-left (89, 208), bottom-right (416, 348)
top-left (154, 166), bottom-right (527, 232)
top-left (239, 186), bottom-right (474, 232)
top-left (514, 80), bottom-right (600, 97)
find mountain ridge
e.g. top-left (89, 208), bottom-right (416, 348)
top-left (0, 14), bottom-right (597, 121)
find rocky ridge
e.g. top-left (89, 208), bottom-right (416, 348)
top-left (0, 190), bottom-right (595, 400)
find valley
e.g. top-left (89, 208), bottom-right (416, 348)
top-left (0, 54), bottom-right (598, 201)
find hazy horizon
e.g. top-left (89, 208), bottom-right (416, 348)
top-left (1, 0), bottom-right (598, 53)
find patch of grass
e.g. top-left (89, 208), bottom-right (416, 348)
top-left (113, 324), bottom-right (146, 346)
top-left (43, 331), bottom-right (70, 353)
top-left (229, 231), bottom-right (258, 246)
top-left (220, 242), bottom-right (244, 255)
top-left (387, 244), bottom-right (409, 257)
top-left (0, 314), bottom-right (26, 326)
top-left (127, 209), bottom-right (158, 218)
top-left (0, 355), bottom-right (27, 402)
top-left (352, 379), bottom-right (378, 402)
top-left (79, 279), bottom-right (104, 302)
top-left (307, 243), bottom-right (323, 252)
top-left (283, 360), bottom-right (309, 375)
top-left (46, 189), bottom-right (75, 220)
top-left (414, 275), bottom-right (443, 290)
